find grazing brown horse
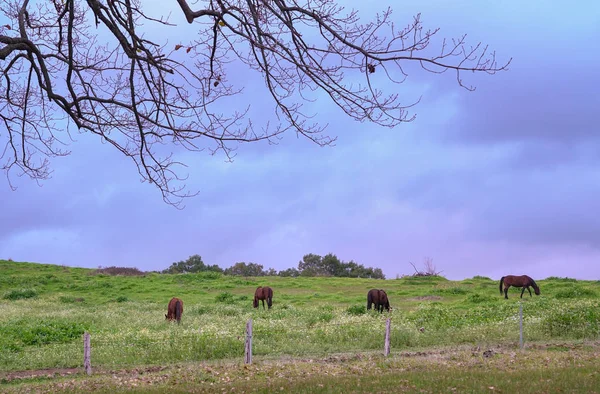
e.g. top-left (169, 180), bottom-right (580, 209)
top-left (367, 289), bottom-right (390, 313)
top-left (499, 275), bottom-right (540, 299)
top-left (165, 297), bottom-right (184, 323)
top-left (253, 286), bottom-right (273, 309)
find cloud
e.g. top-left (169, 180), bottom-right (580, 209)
top-left (2, 0), bottom-right (600, 281)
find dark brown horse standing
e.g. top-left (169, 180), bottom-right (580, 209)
top-left (253, 286), bottom-right (273, 309)
top-left (499, 275), bottom-right (540, 299)
top-left (367, 289), bottom-right (390, 313)
top-left (165, 297), bottom-right (184, 323)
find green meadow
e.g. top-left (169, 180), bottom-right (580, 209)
top-left (1, 260), bottom-right (600, 392)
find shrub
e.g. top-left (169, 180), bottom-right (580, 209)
top-left (541, 301), bottom-right (600, 338)
top-left (466, 293), bottom-right (495, 304)
top-left (555, 287), bottom-right (597, 299)
top-left (198, 271), bottom-right (222, 280)
top-left (3, 289), bottom-right (38, 300)
top-left (306, 311), bottom-right (334, 327)
top-left (432, 287), bottom-right (470, 295)
top-left (545, 277), bottom-right (577, 282)
top-left (2, 320), bottom-right (88, 347)
top-left (116, 296), bottom-right (129, 302)
top-left (91, 266), bottom-right (146, 276)
top-left (472, 275), bottom-right (492, 281)
top-left (215, 292), bottom-right (234, 303)
top-left (190, 305), bottom-right (211, 315)
top-left (59, 296), bottom-right (85, 304)
top-left (346, 304), bottom-right (366, 316)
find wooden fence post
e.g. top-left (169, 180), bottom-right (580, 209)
top-left (384, 318), bottom-right (391, 357)
top-left (245, 319), bottom-right (253, 364)
top-left (83, 332), bottom-right (92, 375)
top-left (519, 303), bottom-right (524, 349)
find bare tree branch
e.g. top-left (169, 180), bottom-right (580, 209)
top-left (0, 0), bottom-right (510, 207)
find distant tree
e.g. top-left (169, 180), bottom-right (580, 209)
top-left (298, 253), bottom-right (325, 277)
top-left (265, 268), bottom-right (278, 276)
top-left (278, 268), bottom-right (300, 277)
top-left (0, 0), bottom-right (508, 206)
top-left (162, 255), bottom-right (223, 274)
top-left (223, 262), bottom-right (267, 277)
top-left (296, 253), bottom-right (385, 279)
top-left (321, 253), bottom-right (344, 277)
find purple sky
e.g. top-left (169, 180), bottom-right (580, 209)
top-left (1, 0), bottom-right (599, 280)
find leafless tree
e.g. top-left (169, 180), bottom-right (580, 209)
top-left (0, 0), bottom-right (510, 206)
top-left (410, 257), bottom-right (442, 277)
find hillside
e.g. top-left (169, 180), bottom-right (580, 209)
top-left (1, 259), bottom-right (599, 374)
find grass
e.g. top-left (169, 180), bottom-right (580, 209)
top-left (2, 345), bottom-right (600, 393)
top-left (1, 259), bottom-right (600, 392)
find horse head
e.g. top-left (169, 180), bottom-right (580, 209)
top-left (379, 290), bottom-right (390, 311)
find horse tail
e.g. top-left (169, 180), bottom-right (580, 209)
top-left (175, 300), bottom-right (182, 323)
top-left (367, 290), bottom-right (373, 309)
top-left (499, 277), bottom-right (505, 294)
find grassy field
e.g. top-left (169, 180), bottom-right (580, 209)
top-left (1, 259), bottom-right (600, 392)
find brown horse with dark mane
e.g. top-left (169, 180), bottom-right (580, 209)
top-left (499, 275), bottom-right (540, 299)
top-left (253, 286), bottom-right (273, 309)
top-left (367, 289), bottom-right (390, 313)
top-left (165, 297), bottom-right (184, 323)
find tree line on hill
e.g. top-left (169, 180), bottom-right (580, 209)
top-left (161, 254), bottom-right (385, 279)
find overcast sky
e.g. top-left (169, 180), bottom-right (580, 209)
top-left (1, 0), bottom-right (599, 280)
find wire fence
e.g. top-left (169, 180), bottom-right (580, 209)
top-left (2, 303), bottom-right (600, 374)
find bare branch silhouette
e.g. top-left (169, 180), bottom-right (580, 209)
top-left (0, 0), bottom-right (510, 206)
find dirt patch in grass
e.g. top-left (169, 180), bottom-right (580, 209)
top-left (0, 368), bottom-right (80, 382)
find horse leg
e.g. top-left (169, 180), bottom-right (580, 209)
top-left (527, 286), bottom-right (532, 297)
top-left (504, 285), bottom-right (510, 299)
top-left (520, 287), bottom-right (526, 298)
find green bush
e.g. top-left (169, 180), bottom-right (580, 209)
top-left (545, 277), bottom-right (577, 282)
top-left (466, 293), bottom-right (495, 303)
top-left (306, 311), bottom-right (335, 327)
top-left (198, 271), bottom-right (222, 280)
top-left (116, 296), bottom-right (129, 302)
top-left (59, 296), bottom-right (85, 303)
top-left (1, 319), bottom-right (88, 347)
top-left (346, 304), bottom-right (366, 316)
top-left (432, 287), bottom-right (470, 296)
top-left (555, 287), bottom-right (597, 299)
top-left (541, 302), bottom-right (600, 338)
top-left (3, 289), bottom-right (38, 300)
top-left (215, 291), bottom-right (234, 303)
